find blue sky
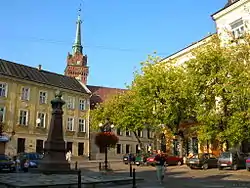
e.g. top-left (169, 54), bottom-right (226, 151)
top-left (0, 0), bottom-right (225, 88)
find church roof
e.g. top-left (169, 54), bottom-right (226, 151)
top-left (0, 59), bottom-right (89, 94)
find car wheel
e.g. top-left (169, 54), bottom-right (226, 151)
top-left (232, 164), bottom-right (238, 171)
top-left (177, 161), bottom-right (182, 166)
top-left (202, 163), bottom-right (208, 170)
top-left (189, 166), bottom-right (194, 170)
top-left (218, 166), bottom-right (222, 170)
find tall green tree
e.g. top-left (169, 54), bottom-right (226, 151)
top-left (186, 35), bottom-right (250, 148)
top-left (132, 55), bottom-right (196, 156)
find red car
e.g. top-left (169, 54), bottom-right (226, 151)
top-left (146, 154), bottom-right (183, 166)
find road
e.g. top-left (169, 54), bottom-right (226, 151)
top-left (79, 162), bottom-right (250, 188)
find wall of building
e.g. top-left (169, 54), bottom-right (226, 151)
top-left (213, 0), bottom-right (250, 43)
top-left (0, 76), bottom-right (90, 157)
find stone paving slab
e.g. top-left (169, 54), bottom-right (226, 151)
top-left (0, 173), bottom-right (143, 188)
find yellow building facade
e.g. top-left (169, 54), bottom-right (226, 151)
top-left (0, 59), bottom-right (91, 157)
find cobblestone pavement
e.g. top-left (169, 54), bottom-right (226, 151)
top-left (1, 163), bottom-right (250, 188)
top-left (80, 162), bottom-right (250, 188)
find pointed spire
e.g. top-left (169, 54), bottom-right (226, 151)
top-left (72, 5), bottom-right (83, 54)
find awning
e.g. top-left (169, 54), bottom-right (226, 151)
top-left (0, 135), bottom-right (9, 142)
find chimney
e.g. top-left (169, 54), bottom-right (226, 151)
top-left (38, 64), bottom-right (42, 71)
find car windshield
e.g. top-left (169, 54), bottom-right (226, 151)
top-left (0, 155), bottom-right (9, 160)
top-left (220, 152), bottom-right (231, 158)
top-left (191, 154), bottom-right (203, 159)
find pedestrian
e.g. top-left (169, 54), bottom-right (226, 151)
top-left (154, 150), bottom-right (167, 185)
top-left (66, 150), bottom-right (72, 162)
top-left (23, 159), bottom-right (29, 173)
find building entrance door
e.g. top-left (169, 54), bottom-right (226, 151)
top-left (36, 139), bottom-right (44, 154)
top-left (78, 143), bottom-right (84, 156)
top-left (17, 138), bottom-right (25, 153)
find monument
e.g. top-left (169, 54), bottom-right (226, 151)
top-left (39, 90), bottom-right (71, 174)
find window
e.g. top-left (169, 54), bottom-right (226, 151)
top-left (67, 117), bottom-right (74, 131)
top-left (0, 107), bottom-right (5, 122)
top-left (147, 129), bottom-right (151, 138)
top-left (79, 99), bottom-right (86, 111)
top-left (21, 87), bottom-right (30, 101)
top-left (117, 128), bottom-right (122, 136)
top-left (67, 96), bottom-right (75, 109)
top-left (125, 144), bottom-right (130, 154)
top-left (117, 144), bottom-right (121, 154)
top-left (0, 83), bottom-right (7, 97)
top-left (137, 130), bottom-right (143, 138)
top-left (231, 18), bottom-right (245, 38)
top-left (79, 118), bottom-right (86, 132)
top-left (126, 130), bottom-right (130, 136)
top-left (19, 110), bottom-right (28, 126)
top-left (37, 112), bottom-right (46, 128)
top-left (39, 91), bottom-right (47, 104)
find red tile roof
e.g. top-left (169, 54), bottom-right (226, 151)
top-left (87, 85), bottom-right (127, 109)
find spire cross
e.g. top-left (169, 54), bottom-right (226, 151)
top-left (78, 3), bottom-right (81, 16)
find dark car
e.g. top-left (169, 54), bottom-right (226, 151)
top-left (0, 154), bottom-right (15, 172)
top-left (187, 153), bottom-right (218, 170)
top-left (218, 150), bottom-right (247, 170)
top-left (16, 152), bottom-right (43, 168)
top-left (123, 153), bottom-right (135, 164)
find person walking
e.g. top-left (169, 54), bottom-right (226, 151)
top-left (154, 150), bottom-right (167, 185)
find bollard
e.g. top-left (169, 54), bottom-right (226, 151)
top-left (77, 169), bottom-right (81, 188)
top-left (75, 161), bottom-right (78, 170)
top-left (129, 162), bottom-right (132, 177)
top-left (99, 162), bottom-right (102, 171)
top-left (132, 168), bottom-right (136, 188)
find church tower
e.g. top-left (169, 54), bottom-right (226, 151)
top-left (65, 9), bottom-right (89, 84)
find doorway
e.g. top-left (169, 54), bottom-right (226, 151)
top-left (17, 138), bottom-right (25, 153)
top-left (36, 139), bottom-right (44, 154)
top-left (78, 142), bottom-right (84, 156)
top-left (66, 142), bottom-right (73, 153)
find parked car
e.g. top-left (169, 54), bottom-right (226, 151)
top-left (16, 152), bottom-right (43, 168)
top-left (187, 153), bottom-right (218, 170)
top-left (146, 154), bottom-right (158, 166)
top-left (217, 150), bottom-right (247, 170)
top-left (246, 157), bottom-right (250, 171)
top-left (0, 154), bottom-right (15, 172)
top-left (135, 153), bottom-right (150, 166)
top-left (123, 153), bottom-right (135, 165)
top-left (167, 155), bottom-right (183, 166)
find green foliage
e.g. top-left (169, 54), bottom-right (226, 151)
top-left (91, 34), bottom-right (250, 147)
top-left (186, 34), bottom-right (250, 146)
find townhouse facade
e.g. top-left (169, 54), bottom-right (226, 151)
top-left (0, 59), bottom-right (91, 157)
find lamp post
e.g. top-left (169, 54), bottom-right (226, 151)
top-left (98, 118), bottom-right (114, 171)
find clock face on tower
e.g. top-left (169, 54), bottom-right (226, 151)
top-left (76, 61), bottom-right (81, 65)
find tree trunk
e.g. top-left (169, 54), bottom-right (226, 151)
top-left (179, 137), bottom-right (184, 157)
top-left (133, 131), bottom-right (143, 151)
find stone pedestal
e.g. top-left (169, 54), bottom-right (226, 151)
top-left (39, 91), bottom-right (72, 174)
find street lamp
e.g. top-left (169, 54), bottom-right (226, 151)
top-left (99, 118), bottom-right (114, 171)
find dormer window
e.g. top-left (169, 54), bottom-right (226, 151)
top-left (230, 18), bottom-right (245, 38)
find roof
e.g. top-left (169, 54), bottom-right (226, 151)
top-left (160, 33), bottom-right (216, 62)
top-left (87, 85), bottom-right (127, 108)
top-left (211, 0), bottom-right (240, 18)
top-left (0, 59), bottom-right (89, 94)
